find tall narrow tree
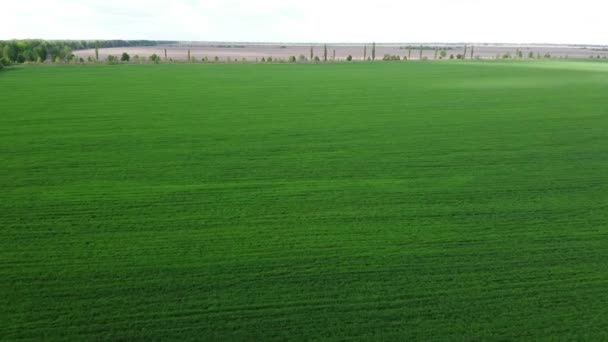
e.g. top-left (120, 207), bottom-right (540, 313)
top-left (310, 46), bottom-right (313, 61)
top-left (95, 42), bottom-right (99, 62)
top-left (333, 49), bottom-right (336, 61)
top-left (372, 42), bottom-right (376, 61)
top-left (463, 44), bottom-right (468, 60)
top-left (434, 48), bottom-right (438, 60)
top-left (470, 45), bottom-right (475, 59)
top-left (164, 48), bottom-right (167, 60)
top-left (364, 45), bottom-right (367, 60)
top-left (187, 49), bottom-right (191, 62)
top-left (323, 44), bottom-right (328, 62)
top-left (408, 49), bottom-right (412, 60)
top-left (419, 45), bottom-right (423, 60)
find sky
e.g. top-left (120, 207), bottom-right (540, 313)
top-left (2, 0), bottom-right (607, 45)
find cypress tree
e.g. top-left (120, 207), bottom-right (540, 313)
top-left (164, 48), bottom-right (167, 60)
top-left (187, 49), bottom-right (191, 62)
top-left (95, 42), bottom-right (99, 61)
top-left (372, 42), bottom-right (376, 61)
top-left (408, 49), bottom-right (412, 60)
top-left (463, 44), bottom-right (468, 60)
top-left (333, 49), bottom-right (336, 61)
top-left (364, 45), bottom-right (367, 60)
top-left (419, 45), bottom-right (423, 60)
top-left (310, 46), bottom-right (313, 61)
top-left (470, 45), bottom-right (474, 59)
top-left (324, 44), bottom-right (327, 62)
top-left (434, 48), bottom-right (438, 60)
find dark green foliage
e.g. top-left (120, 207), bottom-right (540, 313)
top-left (149, 54), bottom-right (161, 64)
top-left (106, 55), bottom-right (118, 64)
top-left (2, 62), bottom-right (608, 340)
top-left (0, 40), bottom-right (177, 64)
top-left (121, 52), bottom-right (130, 62)
top-left (324, 44), bottom-right (328, 62)
top-left (382, 54), bottom-right (401, 61)
top-left (346, 54), bottom-right (353, 61)
top-left (372, 42), bottom-right (376, 61)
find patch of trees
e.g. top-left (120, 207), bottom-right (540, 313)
top-left (0, 40), bottom-right (176, 64)
top-left (382, 54), bottom-right (401, 61)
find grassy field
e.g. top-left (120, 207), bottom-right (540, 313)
top-left (2, 61), bottom-right (608, 340)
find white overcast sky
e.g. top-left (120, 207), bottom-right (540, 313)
top-left (2, 0), bottom-right (607, 44)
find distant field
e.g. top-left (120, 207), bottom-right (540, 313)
top-left (2, 61), bottom-right (608, 340)
top-left (74, 43), bottom-right (608, 61)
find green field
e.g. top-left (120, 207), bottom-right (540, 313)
top-left (2, 61), bottom-right (608, 340)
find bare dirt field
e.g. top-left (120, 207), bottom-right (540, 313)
top-left (75, 42), bottom-right (608, 62)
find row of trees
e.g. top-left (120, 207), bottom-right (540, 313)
top-left (0, 40), bottom-right (177, 65)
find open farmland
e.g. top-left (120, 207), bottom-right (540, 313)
top-left (74, 42), bottom-right (608, 61)
top-left (2, 61), bottom-right (608, 340)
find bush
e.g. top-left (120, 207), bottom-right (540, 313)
top-left (314, 56), bottom-right (321, 62)
top-left (289, 56), bottom-right (296, 63)
top-left (298, 55), bottom-right (307, 62)
top-left (0, 57), bottom-right (10, 66)
top-left (150, 54), bottom-right (161, 64)
top-left (383, 54), bottom-right (401, 61)
top-left (107, 55), bottom-right (118, 64)
top-left (346, 55), bottom-right (353, 61)
top-left (121, 52), bottom-right (130, 62)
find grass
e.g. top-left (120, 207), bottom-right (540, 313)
top-left (2, 61), bottom-right (608, 340)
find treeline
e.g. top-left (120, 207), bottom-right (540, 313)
top-left (0, 40), bottom-right (176, 65)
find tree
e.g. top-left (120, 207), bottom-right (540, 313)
top-left (346, 55), bottom-right (353, 61)
top-left (164, 49), bottom-right (167, 60)
top-left (408, 49), bottom-right (412, 60)
top-left (323, 44), bottom-right (327, 62)
top-left (106, 55), bottom-right (118, 64)
top-left (187, 49), bottom-right (191, 63)
top-left (463, 44), bottom-right (468, 60)
top-left (310, 46), bottom-right (313, 61)
top-left (528, 51), bottom-right (535, 59)
top-left (470, 45), bottom-right (475, 59)
top-left (333, 49), bottom-right (336, 61)
top-left (440, 50), bottom-right (447, 59)
top-left (150, 54), bottom-right (161, 64)
top-left (121, 52), bottom-right (130, 62)
top-left (289, 55), bottom-right (296, 63)
top-left (95, 42), bottom-right (99, 61)
top-left (364, 45), bottom-right (367, 60)
top-left (372, 42), bottom-right (376, 61)
top-left (434, 48), bottom-right (438, 60)
top-left (314, 56), bottom-right (320, 62)
top-left (419, 46), bottom-right (423, 60)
